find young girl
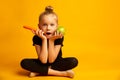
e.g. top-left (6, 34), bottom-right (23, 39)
top-left (20, 6), bottom-right (78, 78)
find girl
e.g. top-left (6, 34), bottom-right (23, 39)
top-left (20, 6), bottom-right (78, 78)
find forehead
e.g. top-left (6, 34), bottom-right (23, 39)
top-left (41, 14), bottom-right (57, 23)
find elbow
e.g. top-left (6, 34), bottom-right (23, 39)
top-left (39, 58), bottom-right (47, 64)
top-left (41, 60), bottom-right (47, 64)
top-left (49, 59), bottom-right (55, 63)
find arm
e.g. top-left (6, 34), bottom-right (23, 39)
top-left (48, 31), bottom-right (63, 63)
top-left (34, 29), bottom-right (48, 64)
top-left (48, 40), bottom-right (61, 63)
top-left (34, 39), bottom-right (48, 64)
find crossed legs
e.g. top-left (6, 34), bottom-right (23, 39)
top-left (20, 57), bottom-right (78, 78)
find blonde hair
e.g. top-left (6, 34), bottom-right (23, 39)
top-left (39, 6), bottom-right (58, 23)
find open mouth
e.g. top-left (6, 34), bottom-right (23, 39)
top-left (46, 32), bottom-right (52, 35)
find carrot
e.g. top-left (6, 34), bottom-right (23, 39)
top-left (23, 26), bottom-right (36, 31)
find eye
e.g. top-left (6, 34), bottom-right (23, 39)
top-left (51, 24), bottom-right (55, 26)
top-left (42, 24), bottom-right (47, 26)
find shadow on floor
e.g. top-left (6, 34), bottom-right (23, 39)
top-left (16, 70), bottom-right (29, 77)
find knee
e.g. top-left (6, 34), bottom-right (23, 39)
top-left (20, 59), bottom-right (29, 68)
top-left (70, 57), bottom-right (78, 68)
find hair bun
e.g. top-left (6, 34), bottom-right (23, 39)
top-left (45, 6), bottom-right (53, 12)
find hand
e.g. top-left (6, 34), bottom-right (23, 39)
top-left (49, 31), bottom-right (63, 41)
top-left (33, 29), bottom-right (47, 40)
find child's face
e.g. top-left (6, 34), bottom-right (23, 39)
top-left (38, 14), bottom-right (58, 39)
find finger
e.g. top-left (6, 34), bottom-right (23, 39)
top-left (61, 35), bottom-right (63, 38)
top-left (56, 30), bottom-right (60, 36)
top-left (41, 31), bottom-right (44, 36)
top-left (59, 32), bottom-right (62, 35)
top-left (31, 30), bottom-right (35, 34)
top-left (60, 33), bottom-right (63, 36)
top-left (54, 31), bottom-right (57, 36)
top-left (59, 35), bottom-right (62, 38)
top-left (36, 29), bottom-right (39, 35)
top-left (39, 30), bottom-right (42, 36)
top-left (59, 33), bottom-right (63, 38)
top-left (40, 30), bottom-right (44, 36)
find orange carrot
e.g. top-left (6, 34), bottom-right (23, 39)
top-left (23, 26), bottom-right (36, 31)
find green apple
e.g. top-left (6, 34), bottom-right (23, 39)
top-left (57, 26), bottom-right (65, 35)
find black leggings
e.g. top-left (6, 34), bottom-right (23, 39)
top-left (20, 57), bottom-right (78, 75)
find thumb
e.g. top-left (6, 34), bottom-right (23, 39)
top-left (31, 30), bottom-right (35, 34)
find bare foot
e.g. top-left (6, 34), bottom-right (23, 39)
top-left (29, 72), bottom-right (39, 77)
top-left (66, 70), bottom-right (74, 78)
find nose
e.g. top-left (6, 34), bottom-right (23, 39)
top-left (47, 25), bottom-right (51, 30)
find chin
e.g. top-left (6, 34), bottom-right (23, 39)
top-left (46, 35), bottom-right (52, 39)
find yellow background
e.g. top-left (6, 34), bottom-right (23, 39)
top-left (0, 0), bottom-right (120, 80)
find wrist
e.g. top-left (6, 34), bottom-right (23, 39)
top-left (41, 37), bottom-right (47, 40)
top-left (42, 38), bottom-right (47, 42)
top-left (49, 39), bottom-right (54, 44)
top-left (49, 39), bottom-right (54, 42)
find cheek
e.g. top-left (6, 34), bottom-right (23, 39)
top-left (41, 28), bottom-right (46, 32)
top-left (53, 27), bottom-right (57, 31)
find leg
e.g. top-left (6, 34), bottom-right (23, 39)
top-left (48, 67), bottom-right (74, 78)
top-left (29, 72), bottom-right (39, 77)
top-left (20, 58), bottom-right (49, 76)
top-left (20, 58), bottom-right (78, 78)
top-left (47, 57), bottom-right (78, 78)
top-left (51, 57), bottom-right (78, 71)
